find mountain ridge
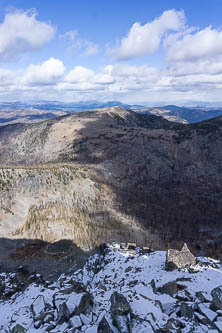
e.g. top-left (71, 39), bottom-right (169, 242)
top-left (0, 107), bottom-right (222, 256)
top-left (2, 100), bottom-right (222, 126)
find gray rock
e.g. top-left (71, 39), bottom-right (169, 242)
top-left (166, 243), bottom-right (196, 270)
top-left (74, 292), bottom-right (94, 315)
top-left (57, 303), bottom-right (70, 325)
top-left (196, 291), bottom-right (211, 303)
top-left (31, 295), bottom-right (46, 321)
top-left (11, 324), bottom-right (27, 333)
top-left (197, 303), bottom-right (217, 323)
top-left (176, 289), bottom-right (193, 302)
top-left (110, 292), bottom-right (132, 315)
top-left (110, 292), bottom-right (132, 333)
top-left (160, 281), bottom-right (178, 297)
top-left (130, 314), bottom-right (155, 332)
top-left (180, 302), bottom-right (193, 318)
top-left (43, 311), bottom-right (54, 324)
top-left (70, 315), bottom-right (82, 329)
top-left (44, 323), bottom-right (56, 332)
top-left (160, 318), bottom-right (184, 332)
top-left (113, 314), bottom-right (130, 333)
top-left (194, 312), bottom-right (209, 326)
top-left (214, 320), bottom-right (222, 332)
top-left (80, 313), bottom-right (92, 325)
top-left (211, 285), bottom-right (222, 311)
top-left (98, 316), bottom-right (114, 333)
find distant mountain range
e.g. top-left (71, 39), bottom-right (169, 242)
top-left (136, 105), bottom-right (222, 124)
top-left (1, 100), bottom-right (222, 125)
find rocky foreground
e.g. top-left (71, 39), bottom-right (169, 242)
top-left (1, 244), bottom-right (222, 332)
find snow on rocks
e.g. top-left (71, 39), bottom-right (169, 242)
top-left (0, 244), bottom-right (222, 332)
top-left (166, 243), bottom-right (196, 271)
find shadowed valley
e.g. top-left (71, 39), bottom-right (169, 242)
top-left (0, 106), bottom-right (222, 257)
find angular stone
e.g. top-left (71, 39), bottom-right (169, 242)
top-left (110, 292), bottom-right (131, 315)
top-left (74, 292), bottom-right (94, 316)
top-left (70, 315), bottom-right (82, 328)
top-left (194, 312), bottom-right (209, 326)
top-left (198, 303), bottom-right (217, 322)
top-left (162, 302), bottom-right (176, 315)
top-left (160, 317), bottom-right (184, 332)
top-left (196, 291), bottom-right (211, 303)
top-left (160, 281), bottom-right (178, 297)
top-left (214, 320), bottom-right (222, 332)
top-left (11, 324), bottom-right (27, 333)
top-left (31, 295), bottom-right (46, 321)
top-left (57, 303), bottom-right (70, 325)
top-left (80, 313), bottom-right (92, 325)
top-left (131, 313), bottom-right (155, 332)
top-left (113, 314), bottom-right (130, 333)
top-left (180, 302), bottom-right (193, 318)
top-left (66, 292), bottom-right (85, 316)
top-left (211, 286), bottom-right (222, 311)
top-left (166, 243), bottom-right (196, 270)
top-left (98, 316), bottom-right (114, 333)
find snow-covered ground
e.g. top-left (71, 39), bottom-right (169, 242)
top-left (1, 244), bottom-right (222, 332)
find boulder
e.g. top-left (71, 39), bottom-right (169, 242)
top-left (31, 295), bottom-right (46, 321)
top-left (11, 324), bottom-right (27, 333)
top-left (110, 292), bottom-right (132, 315)
top-left (196, 291), bottom-right (211, 303)
top-left (130, 313), bottom-right (155, 332)
top-left (113, 314), bottom-right (130, 333)
top-left (159, 318), bottom-right (184, 332)
top-left (211, 285), bottom-right (222, 311)
top-left (180, 302), bottom-right (194, 318)
top-left (98, 316), bottom-right (114, 333)
top-left (110, 292), bottom-right (132, 333)
top-left (70, 315), bottom-right (82, 329)
top-left (165, 243), bottom-right (196, 271)
top-left (197, 303), bottom-right (217, 323)
top-left (74, 292), bottom-right (94, 316)
top-left (160, 281), bottom-right (178, 297)
top-left (57, 303), bottom-right (70, 325)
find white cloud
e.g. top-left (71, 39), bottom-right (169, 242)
top-left (0, 9), bottom-right (55, 62)
top-left (23, 57), bottom-right (65, 86)
top-left (107, 9), bottom-right (185, 60)
top-left (65, 66), bottom-right (94, 83)
top-left (1, 57), bottom-right (222, 104)
top-left (0, 69), bottom-right (15, 86)
top-left (84, 43), bottom-right (99, 56)
top-left (60, 30), bottom-right (99, 56)
top-left (167, 26), bottom-right (222, 63)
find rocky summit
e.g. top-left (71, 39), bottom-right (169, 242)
top-left (1, 244), bottom-right (222, 332)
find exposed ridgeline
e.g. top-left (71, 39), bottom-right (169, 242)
top-left (1, 107), bottom-right (222, 255)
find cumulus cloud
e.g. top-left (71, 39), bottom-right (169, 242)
top-left (65, 66), bottom-right (94, 83)
top-left (167, 26), bottom-right (222, 63)
top-left (0, 9), bottom-right (55, 62)
top-left (1, 56), bottom-right (222, 104)
top-left (60, 30), bottom-right (99, 56)
top-left (23, 57), bottom-right (65, 86)
top-left (107, 9), bottom-right (185, 60)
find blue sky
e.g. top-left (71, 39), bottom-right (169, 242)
top-left (0, 0), bottom-right (222, 104)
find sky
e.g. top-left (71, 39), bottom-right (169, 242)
top-left (0, 0), bottom-right (222, 104)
